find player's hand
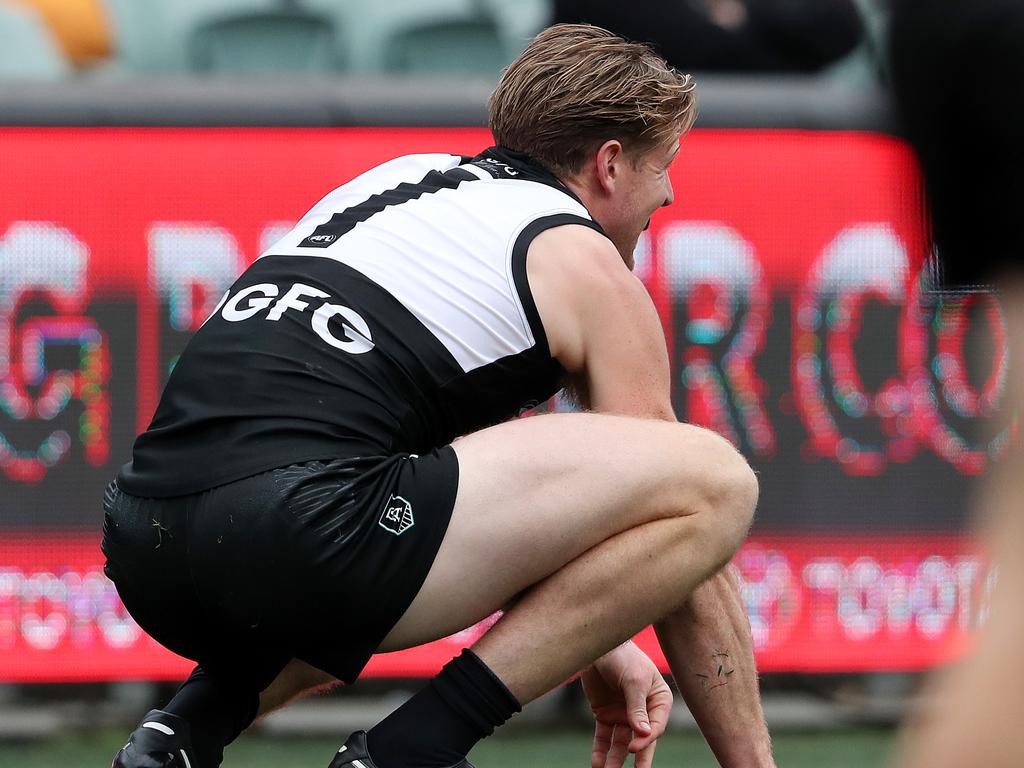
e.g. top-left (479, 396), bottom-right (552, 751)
top-left (581, 641), bottom-right (673, 768)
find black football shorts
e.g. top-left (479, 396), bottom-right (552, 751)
top-left (101, 446), bottom-right (458, 689)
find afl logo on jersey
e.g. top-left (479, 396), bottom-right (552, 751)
top-left (214, 281), bottom-right (374, 354)
top-left (304, 233), bottom-right (339, 246)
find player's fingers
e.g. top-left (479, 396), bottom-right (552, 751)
top-left (591, 720), bottom-right (613, 768)
top-left (631, 687), bottom-right (673, 751)
top-left (629, 729), bottom-right (657, 754)
top-left (605, 723), bottom-right (632, 768)
top-left (621, 678), bottom-right (653, 737)
top-left (630, 731), bottom-right (661, 753)
top-left (634, 737), bottom-right (659, 768)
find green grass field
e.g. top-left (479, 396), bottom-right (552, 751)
top-left (0, 726), bottom-right (895, 767)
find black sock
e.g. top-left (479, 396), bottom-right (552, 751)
top-left (366, 649), bottom-right (521, 767)
top-left (163, 666), bottom-right (260, 768)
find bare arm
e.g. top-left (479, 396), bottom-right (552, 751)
top-left (529, 224), bottom-right (773, 767)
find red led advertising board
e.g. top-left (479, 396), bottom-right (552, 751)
top-left (0, 127), bottom-right (1007, 680)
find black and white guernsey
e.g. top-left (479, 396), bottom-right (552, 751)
top-left (118, 148), bottom-right (607, 497)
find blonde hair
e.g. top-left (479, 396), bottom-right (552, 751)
top-left (489, 24), bottom-right (697, 177)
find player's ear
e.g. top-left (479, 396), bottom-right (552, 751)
top-left (594, 140), bottom-right (624, 195)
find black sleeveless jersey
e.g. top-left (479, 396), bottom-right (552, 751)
top-left (117, 148), bottom-right (606, 497)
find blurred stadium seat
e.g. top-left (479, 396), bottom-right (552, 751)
top-left (317, 0), bottom-right (507, 77)
top-left (190, 10), bottom-right (338, 74)
top-left (383, 16), bottom-right (505, 76)
top-left (103, 0), bottom-right (341, 75)
top-left (99, 0), bottom-right (529, 78)
top-left (0, 3), bottom-right (72, 79)
top-left (824, 0), bottom-right (889, 84)
top-left (480, 0), bottom-right (552, 58)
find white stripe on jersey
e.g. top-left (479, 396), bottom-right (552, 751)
top-left (261, 154), bottom-right (593, 373)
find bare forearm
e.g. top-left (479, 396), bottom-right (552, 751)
top-left (655, 567), bottom-right (773, 768)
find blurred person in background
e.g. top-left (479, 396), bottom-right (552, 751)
top-left (14, 0), bottom-right (112, 68)
top-left (103, 23), bottom-right (774, 768)
top-left (552, 0), bottom-right (864, 73)
top-left (889, 0), bottom-right (1024, 766)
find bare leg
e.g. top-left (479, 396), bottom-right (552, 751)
top-left (472, 512), bottom-right (748, 703)
top-left (252, 413), bottom-right (760, 760)
top-left (256, 516), bottom-right (757, 748)
top-left (258, 659), bottom-right (338, 717)
top-left (656, 568), bottom-right (773, 767)
top-left (381, 413), bottom-right (755, 654)
top-left (249, 415), bottom-right (753, 713)
top-left (250, 414), bottom-right (753, 722)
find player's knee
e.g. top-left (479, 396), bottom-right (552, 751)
top-left (675, 426), bottom-right (758, 557)
top-left (719, 454), bottom-right (758, 552)
top-left (703, 470), bottom-right (756, 574)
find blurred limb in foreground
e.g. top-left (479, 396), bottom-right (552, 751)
top-left (888, 0), bottom-right (1024, 761)
top-left (894, 284), bottom-right (1024, 768)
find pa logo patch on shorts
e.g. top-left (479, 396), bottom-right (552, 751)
top-left (379, 494), bottom-right (414, 536)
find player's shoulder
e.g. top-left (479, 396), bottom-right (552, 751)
top-left (334, 152), bottom-right (468, 194)
top-left (526, 223), bottom-right (649, 366)
top-left (353, 153), bottom-right (466, 185)
top-left (297, 153), bottom-right (466, 222)
top-left (527, 224), bottom-right (636, 293)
